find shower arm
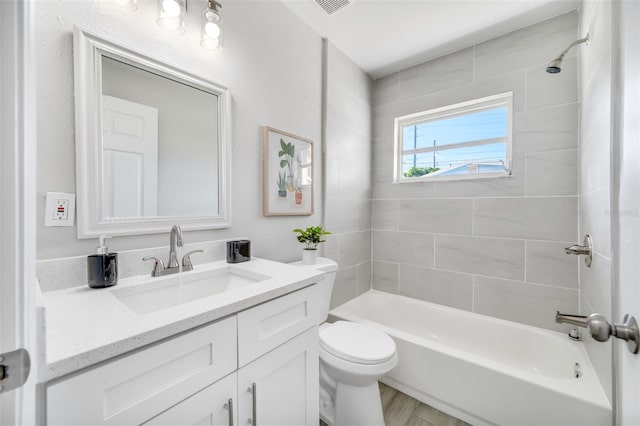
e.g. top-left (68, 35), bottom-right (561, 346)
top-left (555, 35), bottom-right (589, 61)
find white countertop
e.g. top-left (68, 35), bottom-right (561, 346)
top-left (39, 258), bottom-right (324, 382)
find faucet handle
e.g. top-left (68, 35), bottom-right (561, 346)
top-left (143, 256), bottom-right (165, 277)
top-left (182, 250), bottom-right (204, 271)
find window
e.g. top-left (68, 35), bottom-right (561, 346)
top-left (394, 92), bottom-right (513, 182)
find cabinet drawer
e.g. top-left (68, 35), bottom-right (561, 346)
top-left (237, 285), bottom-right (317, 366)
top-left (47, 316), bottom-right (237, 426)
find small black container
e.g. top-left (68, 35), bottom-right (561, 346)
top-left (87, 236), bottom-right (118, 288)
top-left (227, 240), bottom-right (251, 263)
top-left (87, 253), bottom-right (118, 288)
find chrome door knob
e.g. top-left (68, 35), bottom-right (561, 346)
top-left (586, 313), bottom-right (612, 342)
top-left (556, 311), bottom-right (639, 354)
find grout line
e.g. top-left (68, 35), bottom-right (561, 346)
top-left (369, 260), bottom-right (578, 292)
top-left (373, 100), bottom-right (579, 117)
top-left (471, 198), bottom-right (475, 236)
top-left (370, 229), bottom-right (578, 245)
top-left (433, 234), bottom-right (437, 269)
top-left (523, 63), bottom-right (528, 112)
top-left (472, 275), bottom-right (476, 313)
top-left (524, 147), bottom-right (580, 156)
top-left (472, 44), bottom-right (476, 83)
top-left (395, 199), bottom-right (400, 230)
top-left (524, 240), bottom-right (528, 282)
top-left (371, 195), bottom-right (579, 201)
top-left (520, 100), bottom-right (579, 114)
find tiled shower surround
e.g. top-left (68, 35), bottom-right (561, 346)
top-left (371, 11), bottom-right (581, 333)
top-left (324, 42), bottom-right (374, 308)
top-left (579, 0), bottom-right (613, 401)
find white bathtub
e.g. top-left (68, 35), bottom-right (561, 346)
top-left (329, 290), bottom-right (612, 426)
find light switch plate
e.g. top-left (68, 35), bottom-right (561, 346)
top-left (44, 192), bottom-right (76, 227)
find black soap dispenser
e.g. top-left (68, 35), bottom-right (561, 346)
top-left (87, 235), bottom-right (118, 289)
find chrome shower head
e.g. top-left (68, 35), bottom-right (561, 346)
top-left (546, 57), bottom-right (563, 74)
top-left (545, 33), bottom-right (589, 74)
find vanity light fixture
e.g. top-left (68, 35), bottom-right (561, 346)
top-left (157, 0), bottom-right (186, 34)
top-left (200, 0), bottom-right (223, 51)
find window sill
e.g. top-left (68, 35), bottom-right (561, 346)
top-left (394, 170), bottom-right (513, 184)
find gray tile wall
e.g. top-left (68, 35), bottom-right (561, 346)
top-left (579, 0), bottom-right (613, 402)
top-left (324, 42), bottom-right (374, 308)
top-left (371, 11), bottom-right (581, 333)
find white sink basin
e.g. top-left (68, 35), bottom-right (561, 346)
top-left (112, 267), bottom-right (271, 315)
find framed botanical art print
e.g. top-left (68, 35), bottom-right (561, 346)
top-left (263, 126), bottom-right (313, 216)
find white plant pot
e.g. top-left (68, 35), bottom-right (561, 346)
top-left (302, 249), bottom-right (318, 265)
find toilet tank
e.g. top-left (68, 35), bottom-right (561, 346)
top-left (290, 257), bottom-right (337, 324)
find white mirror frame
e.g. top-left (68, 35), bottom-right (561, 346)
top-left (73, 27), bottom-right (231, 239)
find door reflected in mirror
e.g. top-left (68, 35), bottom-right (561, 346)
top-left (101, 57), bottom-right (219, 219)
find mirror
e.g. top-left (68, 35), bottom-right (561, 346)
top-left (73, 27), bottom-right (231, 238)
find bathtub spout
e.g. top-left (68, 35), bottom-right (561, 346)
top-left (555, 311), bottom-right (588, 328)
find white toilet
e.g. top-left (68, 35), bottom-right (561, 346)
top-left (294, 257), bottom-right (398, 426)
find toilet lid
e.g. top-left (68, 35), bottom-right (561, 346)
top-left (320, 321), bottom-right (396, 365)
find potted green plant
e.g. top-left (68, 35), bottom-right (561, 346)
top-left (294, 185), bottom-right (303, 205)
top-left (293, 226), bottom-right (331, 264)
top-left (278, 138), bottom-right (296, 192)
top-left (277, 172), bottom-right (287, 198)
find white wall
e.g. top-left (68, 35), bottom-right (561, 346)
top-left (36, 0), bottom-right (323, 262)
top-left (579, 0), bottom-right (613, 404)
top-left (372, 11), bottom-right (581, 333)
top-left (323, 42), bottom-right (373, 308)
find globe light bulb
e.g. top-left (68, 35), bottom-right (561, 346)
top-left (161, 0), bottom-right (181, 18)
top-left (204, 22), bottom-right (221, 38)
top-left (200, 2), bottom-right (223, 51)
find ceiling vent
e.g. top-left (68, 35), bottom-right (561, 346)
top-left (315, 0), bottom-right (352, 15)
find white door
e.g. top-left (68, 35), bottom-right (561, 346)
top-left (0, 0), bottom-right (38, 424)
top-left (612, 0), bottom-right (640, 424)
top-left (102, 95), bottom-right (159, 218)
top-left (237, 328), bottom-right (319, 426)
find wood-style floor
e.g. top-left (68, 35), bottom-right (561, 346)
top-left (320, 383), bottom-right (470, 426)
top-left (379, 383), bottom-right (470, 426)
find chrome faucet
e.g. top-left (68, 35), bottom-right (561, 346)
top-left (168, 225), bottom-right (184, 269)
top-left (143, 225), bottom-right (203, 277)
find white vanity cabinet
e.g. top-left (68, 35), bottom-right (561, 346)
top-left (45, 285), bottom-right (319, 426)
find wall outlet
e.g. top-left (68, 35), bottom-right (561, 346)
top-left (44, 192), bottom-right (76, 227)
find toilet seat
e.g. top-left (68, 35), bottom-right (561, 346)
top-left (320, 321), bottom-right (396, 365)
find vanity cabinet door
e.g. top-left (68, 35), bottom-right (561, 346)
top-left (237, 327), bottom-right (319, 426)
top-left (144, 372), bottom-right (237, 426)
top-left (46, 317), bottom-right (237, 426)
